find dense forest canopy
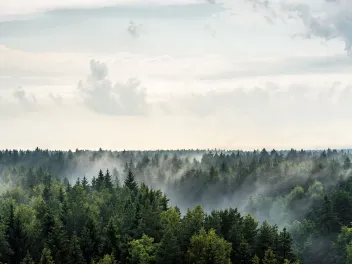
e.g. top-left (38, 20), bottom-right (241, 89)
top-left (1, 147), bottom-right (352, 263)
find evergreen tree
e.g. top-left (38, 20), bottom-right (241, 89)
top-left (104, 170), bottom-right (113, 189)
top-left (6, 203), bottom-right (28, 264)
top-left (20, 252), bottom-right (35, 264)
top-left (112, 168), bottom-right (120, 188)
top-left (103, 219), bottom-right (120, 258)
top-left (58, 187), bottom-right (65, 203)
top-left (277, 228), bottom-right (295, 262)
top-left (156, 230), bottom-right (182, 264)
top-left (97, 170), bottom-right (105, 190)
top-left (91, 177), bottom-right (97, 190)
top-left (40, 247), bottom-right (55, 264)
top-left (47, 222), bottom-right (70, 264)
top-left (124, 169), bottom-right (138, 193)
top-left (263, 248), bottom-right (277, 264)
top-left (95, 254), bottom-right (117, 264)
top-left (25, 168), bottom-right (37, 189)
top-left (82, 176), bottom-right (88, 190)
top-left (344, 157), bottom-right (351, 170)
top-left (75, 178), bottom-right (81, 187)
top-left (68, 233), bottom-right (86, 264)
top-left (187, 228), bottom-right (232, 264)
top-left (251, 255), bottom-right (260, 264)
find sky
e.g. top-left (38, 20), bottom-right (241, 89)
top-left (0, 0), bottom-right (352, 150)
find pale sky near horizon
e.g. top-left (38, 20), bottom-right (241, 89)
top-left (0, 0), bottom-right (352, 150)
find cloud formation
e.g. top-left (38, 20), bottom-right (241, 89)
top-left (49, 92), bottom-right (63, 106)
top-left (78, 59), bottom-right (148, 116)
top-left (127, 20), bottom-right (144, 38)
top-left (289, 1), bottom-right (352, 53)
top-left (12, 87), bottom-right (38, 110)
top-left (0, 0), bottom-right (201, 17)
top-left (163, 81), bottom-right (352, 129)
top-left (240, 0), bottom-right (352, 53)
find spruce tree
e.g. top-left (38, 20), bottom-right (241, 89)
top-left (105, 170), bottom-right (113, 189)
top-left (68, 233), bottom-right (86, 264)
top-left (124, 169), bottom-right (138, 193)
top-left (97, 170), bottom-right (105, 190)
top-left (40, 247), bottom-right (55, 264)
top-left (82, 176), bottom-right (88, 190)
top-left (20, 252), bottom-right (35, 264)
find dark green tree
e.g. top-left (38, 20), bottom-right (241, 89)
top-left (124, 169), bottom-right (138, 193)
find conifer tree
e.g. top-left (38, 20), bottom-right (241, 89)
top-left (40, 247), bottom-right (55, 264)
top-left (104, 170), bottom-right (113, 189)
top-left (82, 176), bottom-right (88, 190)
top-left (20, 252), bottom-right (35, 264)
top-left (68, 233), bottom-right (86, 264)
top-left (124, 169), bottom-right (138, 193)
top-left (97, 170), bottom-right (105, 190)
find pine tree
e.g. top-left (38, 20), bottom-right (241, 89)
top-left (105, 170), bottom-right (113, 189)
top-left (66, 181), bottom-right (71, 193)
top-left (112, 168), bottom-right (120, 188)
top-left (277, 228), bottom-right (294, 262)
top-left (251, 255), bottom-right (260, 264)
top-left (156, 230), bottom-right (182, 264)
top-left (47, 222), bottom-right (70, 264)
top-left (95, 254), bottom-right (117, 264)
top-left (81, 217), bottom-right (100, 263)
top-left (256, 221), bottom-right (275, 260)
top-left (6, 203), bottom-right (28, 264)
top-left (344, 157), bottom-right (351, 170)
top-left (263, 248), bottom-right (277, 264)
top-left (346, 241), bottom-right (352, 264)
top-left (68, 233), bottom-right (86, 264)
top-left (124, 169), bottom-right (138, 193)
top-left (82, 176), bottom-right (89, 190)
top-left (97, 170), bottom-right (105, 190)
top-left (75, 178), bottom-right (81, 187)
top-left (26, 168), bottom-right (37, 189)
top-left (58, 187), bottom-right (65, 203)
top-left (91, 177), bottom-right (97, 190)
top-left (43, 185), bottom-right (51, 202)
top-left (21, 252), bottom-right (35, 264)
top-left (40, 247), bottom-right (55, 264)
top-left (104, 219), bottom-right (120, 258)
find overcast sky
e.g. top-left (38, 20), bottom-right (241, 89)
top-left (0, 0), bottom-right (352, 150)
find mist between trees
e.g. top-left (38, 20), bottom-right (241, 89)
top-left (0, 148), bottom-right (352, 263)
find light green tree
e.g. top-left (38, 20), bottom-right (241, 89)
top-left (187, 228), bottom-right (232, 264)
top-left (128, 234), bottom-right (157, 264)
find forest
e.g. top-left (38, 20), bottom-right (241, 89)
top-left (0, 148), bottom-right (352, 264)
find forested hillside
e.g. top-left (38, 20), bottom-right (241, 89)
top-left (1, 148), bottom-right (352, 263)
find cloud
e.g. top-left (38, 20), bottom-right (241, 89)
top-left (12, 87), bottom-right (38, 110)
top-left (49, 92), bottom-right (63, 106)
top-left (292, 1), bottom-right (352, 53)
top-left (78, 59), bottom-right (149, 116)
top-left (0, 0), bottom-right (201, 17)
top-left (127, 20), bottom-right (144, 38)
top-left (161, 81), bottom-right (352, 129)
top-left (242, 0), bottom-right (352, 53)
top-left (204, 24), bottom-right (216, 37)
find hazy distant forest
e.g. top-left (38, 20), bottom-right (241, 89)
top-left (1, 148), bottom-right (352, 264)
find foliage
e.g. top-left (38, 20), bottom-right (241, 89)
top-left (1, 147), bottom-right (352, 263)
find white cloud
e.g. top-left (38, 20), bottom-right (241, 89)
top-left (12, 87), bottom-right (38, 110)
top-left (127, 20), bottom-right (145, 38)
top-left (49, 92), bottom-right (63, 106)
top-left (238, 0), bottom-right (352, 53)
top-left (0, 0), bottom-right (201, 17)
top-left (287, 1), bottom-right (352, 53)
top-left (77, 59), bottom-right (149, 116)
